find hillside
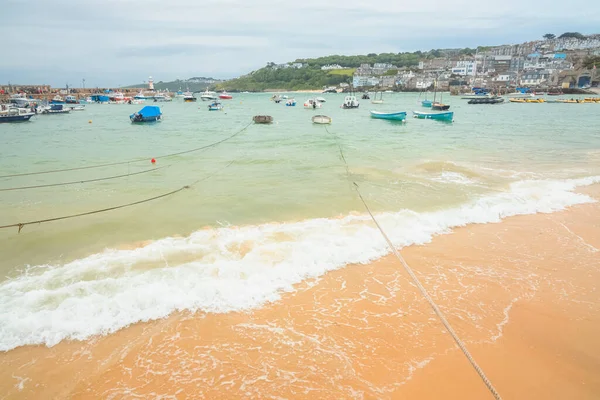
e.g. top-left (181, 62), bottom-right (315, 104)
top-left (122, 77), bottom-right (221, 92)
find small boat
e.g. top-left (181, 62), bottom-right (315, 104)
top-left (200, 89), bottom-right (217, 101)
top-left (323, 87), bottom-right (337, 93)
top-left (175, 89), bottom-right (184, 98)
top-left (134, 90), bottom-right (152, 100)
top-left (432, 102), bottom-right (450, 111)
top-left (79, 97), bottom-right (93, 104)
top-left (282, 95), bottom-right (289, 99)
top-left (271, 94), bottom-right (282, 103)
top-left (41, 104), bottom-right (70, 114)
top-left (253, 115), bottom-right (273, 124)
top-left (66, 105), bottom-right (86, 111)
top-left (384, 90), bottom-right (394, 93)
top-left (183, 91), bottom-right (196, 102)
top-left (130, 105), bottom-right (162, 122)
top-left (219, 91), bottom-right (233, 100)
top-left (315, 97), bottom-right (326, 103)
top-left (371, 91), bottom-right (384, 104)
top-left (304, 99), bottom-right (322, 109)
top-left (421, 100), bottom-right (433, 107)
top-left (370, 111), bottom-right (407, 121)
top-left (285, 99), bottom-right (297, 106)
top-left (0, 106), bottom-right (35, 122)
top-left (208, 101), bottom-right (223, 111)
top-left (312, 115), bottom-right (332, 124)
top-left (65, 95), bottom-right (78, 104)
top-left (50, 95), bottom-right (65, 104)
top-left (153, 93), bottom-right (172, 102)
top-left (361, 93), bottom-right (370, 100)
top-left (468, 97), bottom-right (505, 104)
top-left (8, 93), bottom-right (36, 108)
top-left (342, 96), bottom-right (359, 109)
top-left (412, 110), bottom-right (453, 122)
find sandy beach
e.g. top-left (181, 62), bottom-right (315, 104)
top-left (1, 184), bottom-right (598, 399)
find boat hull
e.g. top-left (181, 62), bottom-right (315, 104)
top-left (412, 111), bottom-right (454, 121)
top-left (432, 103), bottom-right (450, 111)
top-left (370, 111), bottom-right (406, 121)
top-left (0, 114), bottom-right (34, 122)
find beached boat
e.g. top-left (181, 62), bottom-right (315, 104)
top-left (304, 99), bottom-right (322, 109)
top-left (342, 96), bottom-right (359, 109)
top-left (412, 110), bottom-right (453, 121)
top-left (219, 91), bottom-right (233, 100)
top-left (0, 106), bottom-right (35, 122)
top-left (183, 92), bottom-right (196, 102)
top-left (253, 115), bottom-right (273, 124)
top-left (370, 111), bottom-right (407, 121)
top-left (371, 91), bottom-right (384, 104)
top-left (50, 95), bottom-right (65, 104)
top-left (312, 115), bottom-right (332, 124)
top-left (200, 89), bottom-right (217, 101)
top-left (208, 101), bottom-right (223, 111)
top-left (130, 105), bottom-right (162, 122)
top-left (285, 99), bottom-right (297, 106)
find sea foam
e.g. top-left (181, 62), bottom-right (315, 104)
top-left (0, 176), bottom-right (598, 351)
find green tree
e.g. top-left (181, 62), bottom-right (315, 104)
top-left (543, 33), bottom-right (556, 40)
top-left (559, 32), bottom-right (586, 40)
top-left (582, 56), bottom-right (600, 69)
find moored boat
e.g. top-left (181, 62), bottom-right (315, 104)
top-left (312, 115), bottom-right (332, 124)
top-left (468, 97), bottom-right (505, 104)
top-left (432, 102), bottom-right (450, 111)
top-left (421, 100), bottom-right (433, 107)
top-left (315, 97), bottom-right (326, 103)
top-left (370, 111), bottom-right (407, 121)
top-left (183, 91), bottom-right (196, 102)
top-left (0, 106), bottom-right (35, 122)
top-left (41, 104), bottom-right (70, 114)
top-left (200, 89), bottom-right (217, 101)
top-left (371, 91), bottom-right (384, 104)
top-left (412, 110), bottom-right (453, 121)
top-left (304, 99), bottom-right (322, 109)
top-left (219, 91), bottom-right (233, 100)
top-left (208, 101), bottom-right (223, 111)
top-left (65, 95), bottom-right (78, 104)
top-left (342, 95), bottom-right (359, 109)
top-left (285, 99), bottom-right (297, 106)
top-left (130, 105), bottom-right (162, 122)
top-left (153, 93), bottom-right (172, 102)
top-left (50, 95), bottom-right (65, 104)
top-left (253, 115), bottom-right (273, 124)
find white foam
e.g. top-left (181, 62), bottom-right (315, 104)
top-left (0, 176), bottom-right (598, 351)
top-left (430, 171), bottom-right (477, 185)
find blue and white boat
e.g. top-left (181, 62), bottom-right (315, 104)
top-left (285, 99), bottom-right (296, 106)
top-left (50, 95), bottom-right (65, 104)
top-left (0, 106), bottom-right (35, 122)
top-left (370, 111), bottom-right (407, 121)
top-left (90, 94), bottom-right (110, 103)
top-left (134, 90), bottom-right (152, 100)
top-left (412, 110), bottom-right (453, 122)
top-left (130, 105), bottom-right (162, 123)
top-left (40, 104), bottom-right (71, 114)
top-left (208, 101), bottom-right (223, 111)
top-left (65, 95), bottom-right (78, 104)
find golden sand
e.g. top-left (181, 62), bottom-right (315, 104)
top-left (2, 186), bottom-right (599, 399)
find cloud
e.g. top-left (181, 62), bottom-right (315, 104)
top-left (1, 0), bottom-right (599, 87)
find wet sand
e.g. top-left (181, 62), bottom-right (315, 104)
top-left (2, 185), bottom-right (599, 399)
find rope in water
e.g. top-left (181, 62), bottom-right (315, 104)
top-left (0, 165), bottom-right (168, 192)
top-left (0, 160), bottom-right (236, 233)
top-left (325, 126), bottom-right (502, 400)
top-left (0, 122), bottom-right (251, 179)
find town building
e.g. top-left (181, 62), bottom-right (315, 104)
top-left (451, 60), bottom-right (476, 76)
top-left (321, 64), bottom-right (344, 70)
top-left (352, 76), bottom-right (381, 87)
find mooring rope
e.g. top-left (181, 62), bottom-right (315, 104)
top-left (325, 126), bottom-right (502, 400)
top-left (0, 165), bottom-right (168, 192)
top-left (0, 160), bottom-right (235, 233)
top-left (0, 122), bottom-right (251, 179)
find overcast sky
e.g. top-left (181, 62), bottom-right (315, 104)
top-left (2, 0), bottom-right (599, 87)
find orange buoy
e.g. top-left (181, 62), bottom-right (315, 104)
top-left (151, 158), bottom-right (156, 164)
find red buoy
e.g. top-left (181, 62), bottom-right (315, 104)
top-left (151, 158), bottom-right (156, 164)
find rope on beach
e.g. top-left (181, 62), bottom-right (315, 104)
top-left (0, 165), bottom-right (168, 192)
top-left (0, 160), bottom-right (236, 233)
top-left (325, 126), bottom-right (502, 400)
top-left (0, 122), bottom-right (252, 179)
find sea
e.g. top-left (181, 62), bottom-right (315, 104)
top-left (0, 92), bottom-right (599, 353)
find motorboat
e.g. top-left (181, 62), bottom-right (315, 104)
top-left (208, 101), bottom-right (223, 111)
top-left (304, 99), bottom-right (322, 109)
top-left (50, 95), bottom-right (65, 104)
top-left (271, 94), bottom-right (282, 103)
top-left (370, 111), bottom-right (406, 121)
top-left (153, 93), bottom-right (172, 102)
top-left (219, 91), bottom-right (233, 100)
top-left (468, 97), bottom-right (505, 104)
top-left (315, 97), bottom-right (326, 103)
top-left (175, 89), bottom-right (184, 98)
top-left (412, 110), bottom-right (453, 121)
top-left (8, 94), bottom-right (37, 108)
top-left (312, 115), bottom-right (332, 124)
top-left (130, 105), bottom-right (162, 122)
top-left (79, 97), bottom-right (93, 104)
top-left (285, 99), bottom-right (297, 106)
top-left (183, 91), bottom-right (197, 102)
top-left (322, 87), bottom-right (337, 93)
top-left (342, 96), bottom-right (359, 109)
top-left (134, 90), bottom-right (152, 100)
top-left (65, 95), bottom-right (78, 104)
top-left (66, 105), bottom-right (86, 111)
top-left (0, 105), bottom-right (35, 122)
top-left (200, 89), bottom-right (217, 101)
top-left (41, 104), bottom-right (71, 114)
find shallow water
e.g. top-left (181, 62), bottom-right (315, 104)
top-left (0, 92), bottom-right (599, 350)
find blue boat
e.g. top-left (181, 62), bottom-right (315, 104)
top-left (90, 94), bottom-right (110, 103)
top-left (370, 111), bottom-right (407, 121)
top-left (208, 101), bottom-right (223, 111)
top-left (285, 99), bottom-right (296, 106)
top-left (412, 110), bottom-right (454, 122)
top-left (130, 105), bottom-right (162, 123)
top-left (421, 100), bottom-right (433, 108)
top-left (0, 107), bottom-right (35, 122)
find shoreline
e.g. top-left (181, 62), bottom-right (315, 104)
top-left (1, 185), bottom-right (599, 398)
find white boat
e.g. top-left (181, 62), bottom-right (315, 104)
top-left (79, 97), bottom-right (93, 104)
top-left (315, 97), bottom-right (326, 103)
top-left (200, 89), bottom-right (217, 101)
top-left (153, 93), bottom-right (172, 102)
top-left (384, 90), bottom-right (394, 93)
top-left (342, 95), bottom-right (359, 109)
top-left (0, 105), bottom-right (35, 122)
top-left (503, 92), bottom-right (535, 99)
top-left (312, 115), bottom-right (332, 124)
top-left (304, 99), bottom-right (322, 109)
top-left (8, 94), bottom-right (37, 108)
top-left (66, 105), bottom-right (86, 111)
top-left (183, 91), bottom-right (196, 102)
top-left (371, 91), bottom-right (384, 104)
top-left (460, 93), bottom-right (493, 100)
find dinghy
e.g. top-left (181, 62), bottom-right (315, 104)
top-left (412, 110), bottom-right (453, 122)
top-left (312, 115), bottom-right (332, 124)
top-left (370, 111), bottom-right (407, 121)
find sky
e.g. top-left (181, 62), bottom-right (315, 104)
top-left (2, 0), bottom-right (599, 88)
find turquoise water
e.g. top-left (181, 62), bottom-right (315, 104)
top-left (0, 93), bottom-right (599, 350)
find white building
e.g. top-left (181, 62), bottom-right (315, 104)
top-left (353, 76), bottom-right (381, 87)
top-left (451, 60), bottom-right (477, 76)
top-left (416, 78), bottom-right (434, 89)
top-left (321, 64), bottom-right (344, 70)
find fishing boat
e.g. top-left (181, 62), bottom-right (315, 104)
top-left (208, 101), bottom-right (223, 111)
top-left (50, 95), bottom-right (65, 104)
top-left (219, 91), bottom-right (233, 100)
top-left (153, 93), bottom-right (172, 102)
top-left (200, 89), bottom-right (217, 101)
top-left (285, 99), bottom-right (297, 106)
top-left (342, 95), bottom-right (359, 109)
top-left (130, 105), bottom-right (162, 122)
top-left (183, 91), bottom-right (196, 102)
top-left (412, 110), bottom-right (453, 122)
top-left (65, 95), bottom-right (78, 104)
top-left (253, 115), bottom-right (273, 124)
top-left (0, 106), bottom-right (35, 122)
top-left (304, 99), bottom-right (322, 109)
top-left (312, 115), bottom-right (332, 124)
top-left (371, 91), bottom-right (384, 104)
top-left (41, 104), bottom-right (71, 114)
top-left (468, 97), bottom-right (505, 104)
top-left (370, 111), bottom-right (407, 121)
